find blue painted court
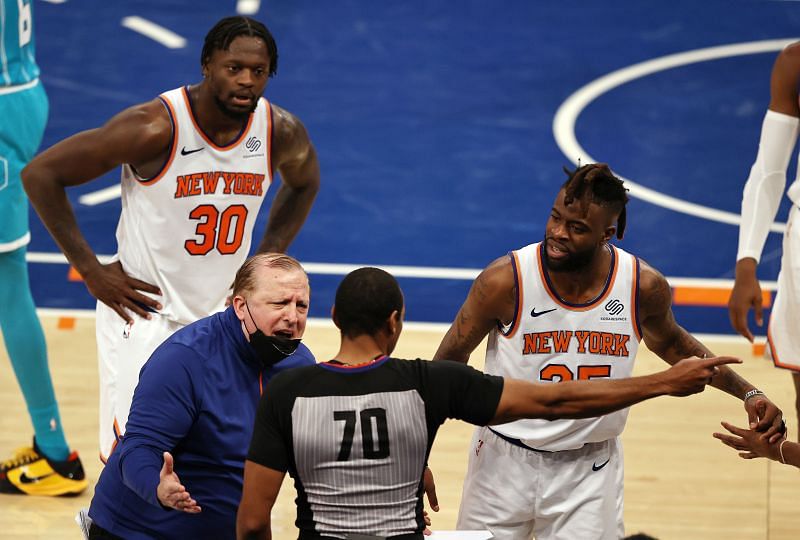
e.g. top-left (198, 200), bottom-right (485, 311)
top-left (28, 0), bottom-right (800, 336)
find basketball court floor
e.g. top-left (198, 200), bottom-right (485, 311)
top-left (3, 0), bottom-right (800, 538)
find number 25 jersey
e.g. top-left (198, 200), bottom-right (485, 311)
top-left (116, 86), bottom-right (272, 325)
top-left (485, 241), bottom-right (642, 451)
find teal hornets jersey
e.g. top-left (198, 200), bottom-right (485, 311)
top-left (0, 0), bottom-right (39, 87)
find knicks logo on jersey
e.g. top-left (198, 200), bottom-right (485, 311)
top-left (174, 171), bottom-right (266, 199)
top-left (522, 330), bottom-right (630, 357)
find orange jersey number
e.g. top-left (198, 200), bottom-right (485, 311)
top-left (184, 204), bottom-right (249, 256)
top-left (540, 364), bottom-right (611, 382)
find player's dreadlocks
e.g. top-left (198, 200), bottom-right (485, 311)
top-left (201, 16), bottom-right (278, 77)
top-left (561, 163), bottom-right (629, 239)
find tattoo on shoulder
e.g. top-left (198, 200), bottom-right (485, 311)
top-left (641, 269), bottom-right (672, 314)
top-left (453, 310), bottom-right (492, 353)
top-left (473, 272), bottom-right (490, 302)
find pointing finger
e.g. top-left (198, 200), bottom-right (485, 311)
top-left (706, 357), bottom-right (742, 367)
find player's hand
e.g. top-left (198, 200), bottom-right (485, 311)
top-left (744, 393), bottom-right (785, 443)
top-left (713, 421), bottom-right (783, 461)
top-left (663, 356), bottom-right (742, 396)
top-left (82, 261), bottom-right (162, 323)
top-left (728, 259), bottom-right (762, 342)
top-left (422, 466), bottom-right (439, 535)
top-left (157, 452), bottom-right (201, 513)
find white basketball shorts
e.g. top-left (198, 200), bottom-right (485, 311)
top-left (456, 426), bottom-right (624, 540)
top-left (96, 301), bottom-right (184, 461)
top-left (768, 205), bottom-right (800, 372)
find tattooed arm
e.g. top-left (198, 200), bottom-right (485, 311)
top-left (639, 260), bottom-right (784, 437)
top-left (433, 256), bottom-right (517, 364)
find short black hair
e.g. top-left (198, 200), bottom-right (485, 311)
top-left (334, 268), bottom-right (404, 338)
top-left (561, 162), bottom-right (629, 239)
top-left (201, 16), bottom-right (278, 77)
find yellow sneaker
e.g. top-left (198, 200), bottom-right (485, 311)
top-left (0, 440), bottom-right (87, 496)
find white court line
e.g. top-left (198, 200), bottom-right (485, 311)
top-left (553, 38), bottom-right (799, 232)
top-left (79, 184), bottom-right (121, 206)
top-left (25, 251), bottom-right (777, 290)
top-left (30, 306), bottom-right (767, 343)
top-left (41, 0), bottom-right (67, 4)
top-left (237, 0), bottom-right (261, 15)
top-left (121, 16), bottom-right (187, 49)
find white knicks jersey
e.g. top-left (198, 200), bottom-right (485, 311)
top-left (116, 86), bottom-right (272, 325)
top-left (485, 241), bottom-right (642, 451)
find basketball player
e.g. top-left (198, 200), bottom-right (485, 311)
top-left (236, 267), bottom-right (737, 540)
top-left (0, 0), bottom-right (86, 496)
top-left (728, 41), bottom-right (800, 441)
top-left (21, 16), bottom-right (320, 461)
top-left (433, 163), bottom-right (785, 540)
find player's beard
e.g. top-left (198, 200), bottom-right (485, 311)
top-left (542, 237), bottom-right (598, 273)
top-left (213, 93), bottom-right (256, 121)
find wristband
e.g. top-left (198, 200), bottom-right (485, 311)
top-left (744, 389), bottom-right (765, 402)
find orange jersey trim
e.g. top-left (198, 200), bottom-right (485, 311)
top-left (265, 101), bottom-right (273, 181)
top-left (181, 86), bottom-right (255, 150)
top-left (768, 323), bottom-right (800, 372)
top-left (99, 417), bottom-right (124, 464)
top-left (631, 256), bottom-right (642, 341)
top-left (499, 251), bottom-right (523, 339)
top-left (136, 95), bottom-right (178, 186)
top-left (324, 355), bottom-right (389, 369)
top-left (536, 244), bottom-right (618, 311)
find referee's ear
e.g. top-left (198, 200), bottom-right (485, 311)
top-left (331, 305), bottom-right (340, 329)
top-left (385, 308), bottom-right (404, 355)
top-left (387, 310), bottom-right (401, 335)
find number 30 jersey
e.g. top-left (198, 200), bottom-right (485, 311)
top-left (116, 86), bottom-right (272, 324)
top-left (485, 241), bottom-right (642, 451)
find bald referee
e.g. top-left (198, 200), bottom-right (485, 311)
top-left (237, 267), bottom-right (738, 540)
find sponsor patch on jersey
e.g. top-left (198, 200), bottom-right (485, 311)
top-left (245, 136), bottom-right (262, 153)
top-left (601, 298), bottom-right (627, 321)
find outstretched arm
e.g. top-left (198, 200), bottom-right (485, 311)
top-left (21, 100), bottom-right (170, 322)
top-left (492, 356), bottom-right (740, 424)
top-left (639, 260), bottom-right (784, 439)
top-left (236, 461), bottom-right (284, 540)
top-left (117, 343), bottom-right (202, 508)
top-left (714, 422), bottom-right (800, 468)
top-left (256, 105), bottom-right (319, 253)
top-left (434, 256), bottom-right (516, 364)
top-left (156, 451), bottom-right (201, 513)
top-left (730, 44), bottom-right (800, 340)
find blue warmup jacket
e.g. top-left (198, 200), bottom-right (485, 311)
top-left (88, 306), bottom-right (315, 539)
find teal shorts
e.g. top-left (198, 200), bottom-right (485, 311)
top-left (0, 80), bottom-right (48, 251)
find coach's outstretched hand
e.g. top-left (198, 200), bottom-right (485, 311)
top-left (662, 356), bottom-right (742, 397)
top-left (157, 452), bottom-right (201, 514)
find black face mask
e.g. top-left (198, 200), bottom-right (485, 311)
top-left (244, 302), bottom-right (301, 369)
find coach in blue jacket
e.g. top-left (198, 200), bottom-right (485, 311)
top-left (87, 253), bottom-right (316, 539)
